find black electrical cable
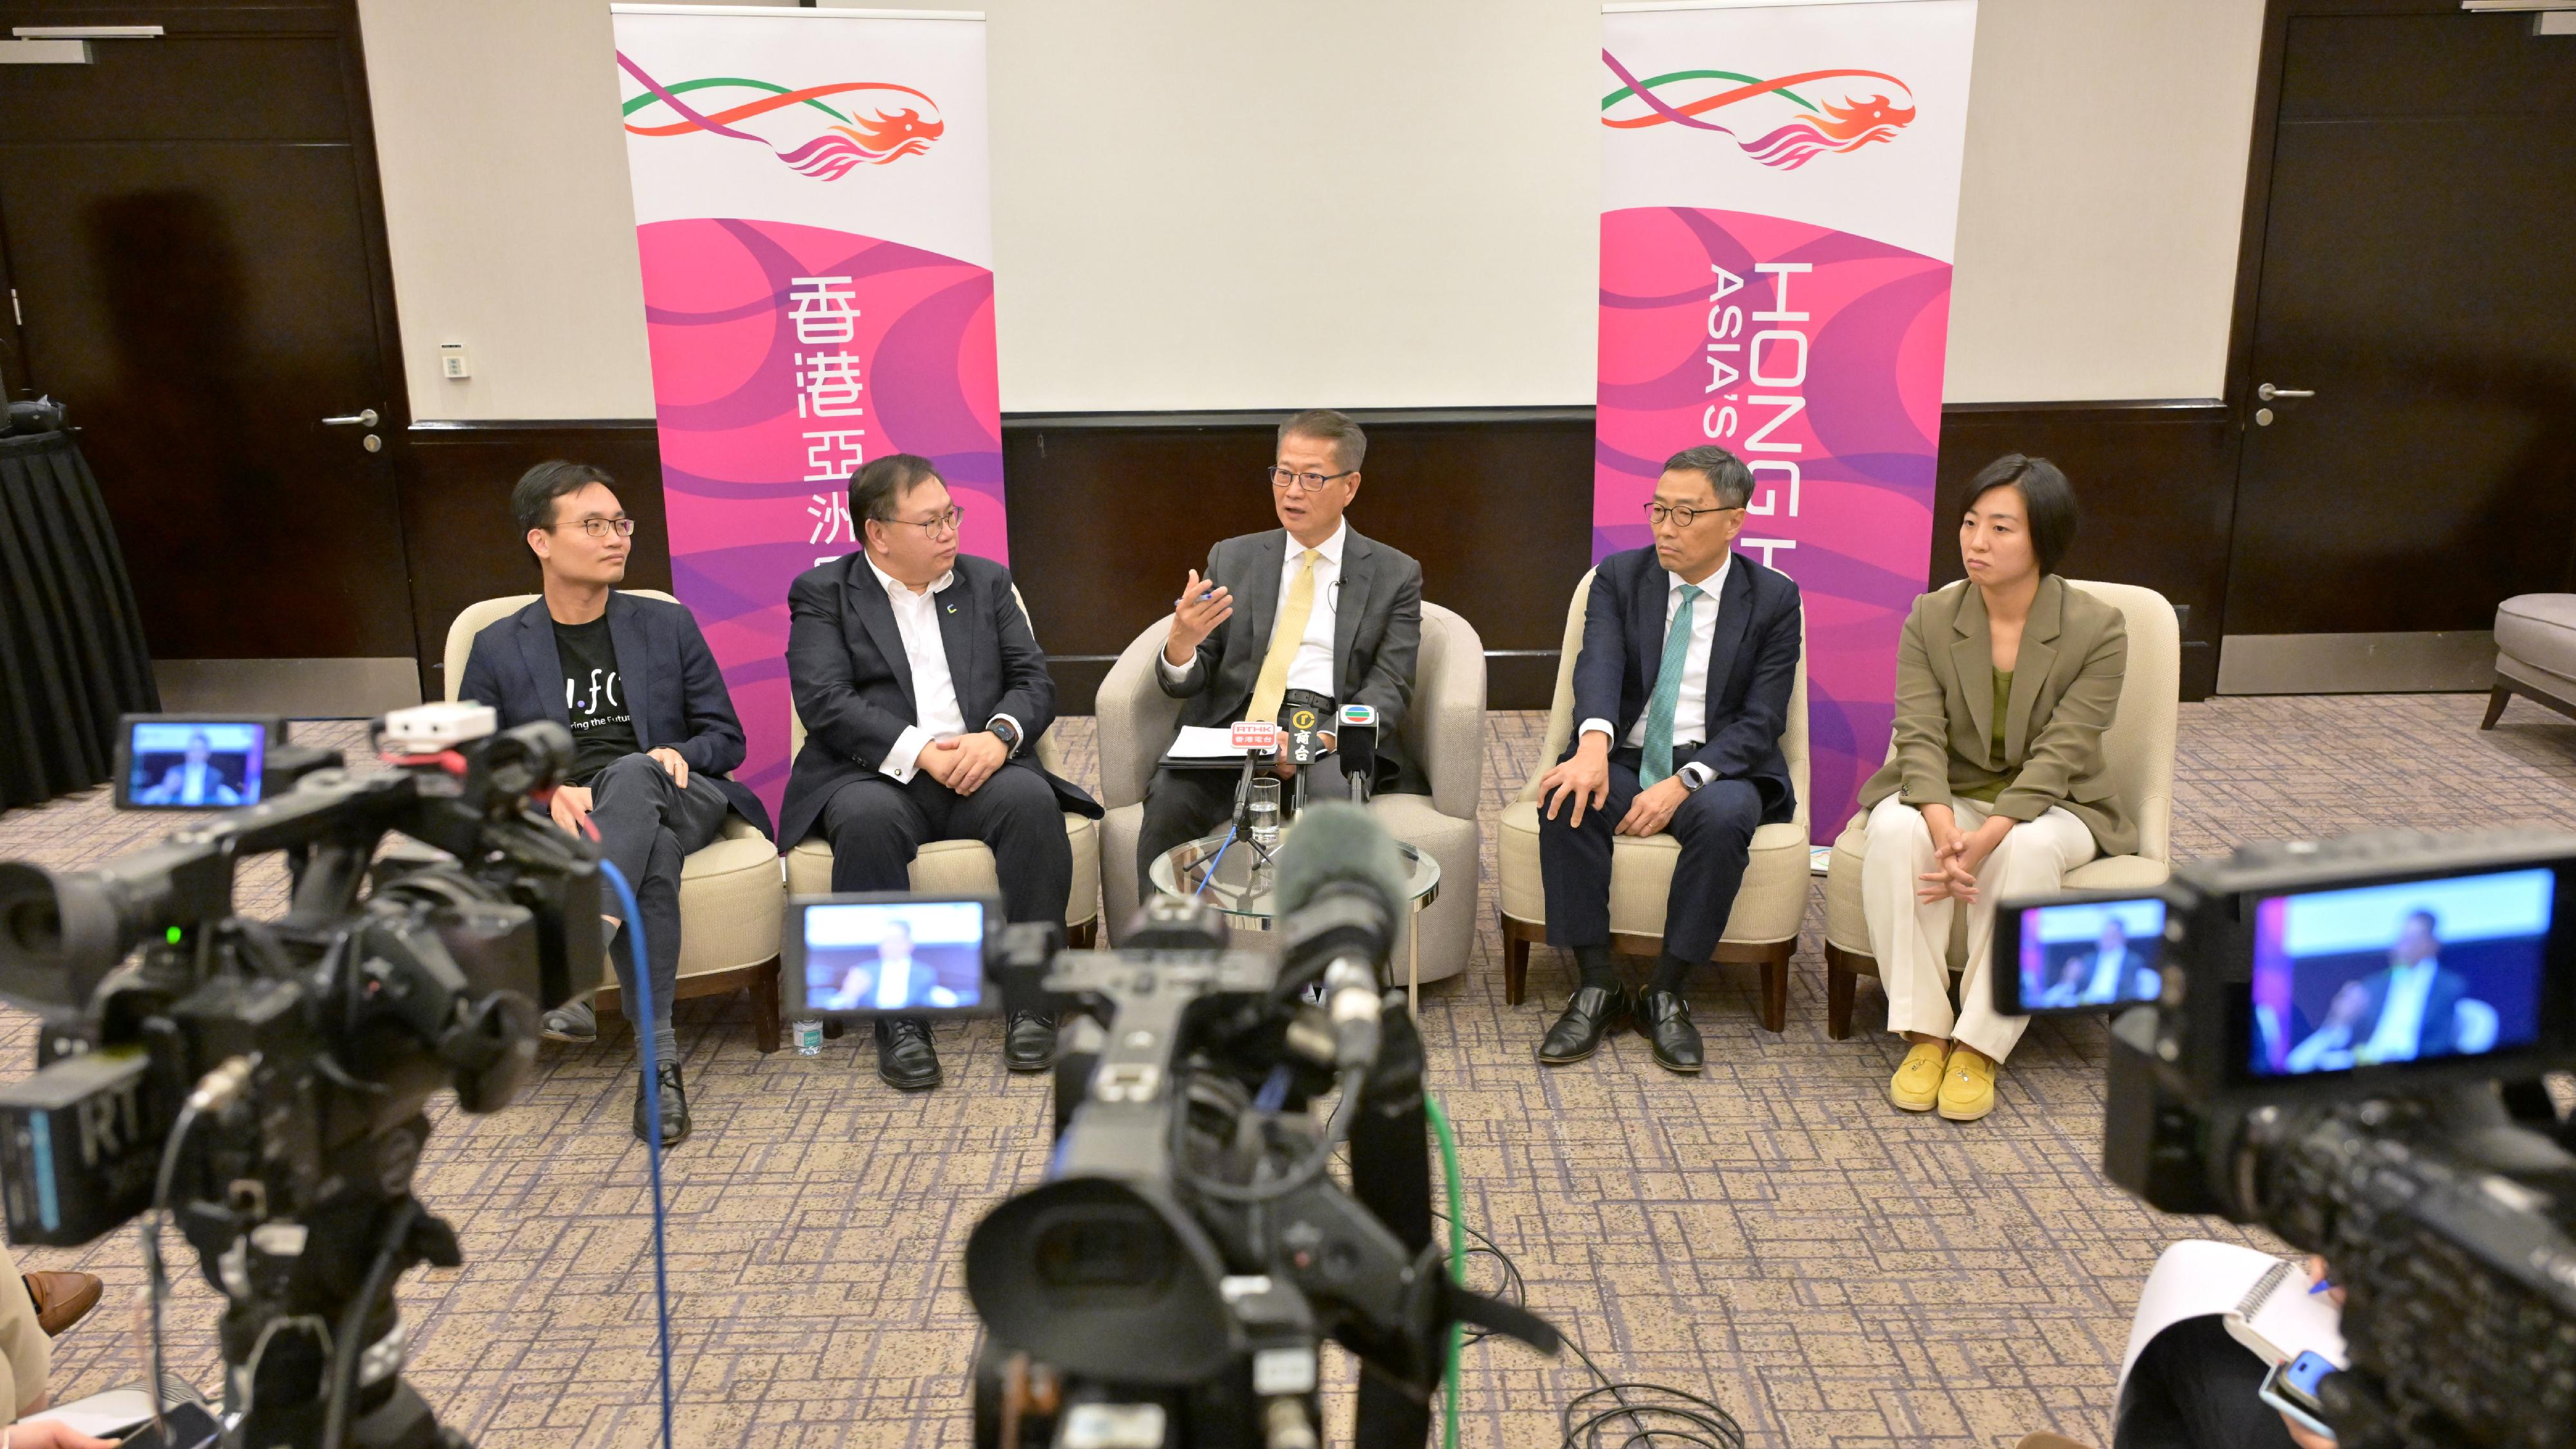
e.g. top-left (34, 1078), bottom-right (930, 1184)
top-left (1180, 1066), bottom-right (1370, 1206)
top-left (320, 1197), bottom-right (422, 1449)
top-left (1432, 1210), bottom-right (1746, 1449)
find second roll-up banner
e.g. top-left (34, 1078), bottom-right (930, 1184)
top-left (611, 4), bottom-right (1001, 819)
top-left (1596, 0), bottom-right (1978, 841)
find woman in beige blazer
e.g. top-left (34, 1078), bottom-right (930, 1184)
top-left (1856, 455), bottom-right (2130, 1122)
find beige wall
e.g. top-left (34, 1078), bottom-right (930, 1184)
top-left (361, 0), bottom-right (2265, 419)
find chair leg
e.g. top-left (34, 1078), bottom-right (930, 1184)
top-left (751, 958), bottom-right (781, 1054)
top-left (1824, 941), bottom-right (1869, 1041)
top-left (1502, 920), bottom-right (1531, 1007)
top-left (2482, 681), bottom-right (2512, 730)
top-left (822, 1019), bottom-right (846, 1041)
top-left (1067, 919), bottom-right (1098, 950)
top-left (1759, 941), bottom-right (1790, 1034)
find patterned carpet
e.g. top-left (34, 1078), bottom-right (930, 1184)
top-left (1, 694), bottom-right (2571, 1448)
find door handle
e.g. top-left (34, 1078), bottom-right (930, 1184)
top-left (2256, 383), bottom-right (2314, 402)
top-left (321, 409), bottom-right (379, 428)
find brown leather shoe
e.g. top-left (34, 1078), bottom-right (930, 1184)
top-left (24, 1271), bottom-right (102, 1336)
top-left (2012, 1434), bottom-right (2098, 1449)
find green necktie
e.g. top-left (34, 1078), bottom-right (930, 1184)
top-left (1640, 583), bottom-right (1705, 788)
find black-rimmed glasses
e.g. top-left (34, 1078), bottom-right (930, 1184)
top-left (882, 505), bottom-right (965, 540)
top-left (1267, 466), bottom-right (1357, 494)
top-left (558, 516), bottom-right (637, 540)
top-left (1644, 502), bottom-right (1743, 528)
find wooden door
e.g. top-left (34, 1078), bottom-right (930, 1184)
top-left (0, 1), bottom-right (417, 710)
top-left (2218, 2), bottom-right (2576, 692)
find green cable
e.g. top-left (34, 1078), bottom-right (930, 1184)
top-left (1426, 1093), bottom-right (1466, 1449)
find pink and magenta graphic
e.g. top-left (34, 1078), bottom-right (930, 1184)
top-left (638, 216), bottom-right (1003, 820)
top-left (617, 54), bottom-right (946, 180)
top-left (1597, 206), bottom-right (1948, 838)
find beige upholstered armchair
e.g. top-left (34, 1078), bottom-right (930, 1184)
top-left (1818, 580), bottom-right (2181, 1038)
top-left (443, 592), bottom-right (789, 1050)
top-left (1494, 570), bottom-right (1809, 1030)
top-left (781, 587), bottom-right (1103, 942)
top-left (1092, 602), bottom-right (1486, 982)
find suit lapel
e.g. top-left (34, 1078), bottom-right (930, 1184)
top-left (1951, 585), bottom-right (1995, 761)
top-left (1631, 555), bottom-right (1667, 711)
top-left (514, 605), bottom-right (572, 726)
top-left (1231, 531), bottom-right (1287, 698)
top-left (2003, 577), bottom-right (2064, 759)
top-left (1332, 533), bottom-right (1374, 696)
top-left (605, 592), bottom-right (655, 748)
top-left (1698, 554), bottom-right (1754, 737)
top-left (934, 576), bottom-right (979, 719)
top-left (846, 560), bottom-right (916, 715)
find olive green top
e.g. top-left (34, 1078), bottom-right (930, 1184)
top-left (1953, 670), bottom-right (2013, 804)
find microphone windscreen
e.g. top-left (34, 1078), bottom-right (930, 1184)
top-left (1273, 800), bottom-right (1408, 921)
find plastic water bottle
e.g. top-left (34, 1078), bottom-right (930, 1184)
top-left (792, 1018), bottom-right (824, 1056)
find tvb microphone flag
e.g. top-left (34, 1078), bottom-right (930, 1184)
top-left (1596, 0), bottom-right (1978, 840)
top-left (610, 5), bottom-right (1002, 819)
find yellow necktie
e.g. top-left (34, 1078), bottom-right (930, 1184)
top-left (1247, 548), bottom-right (1320, 725)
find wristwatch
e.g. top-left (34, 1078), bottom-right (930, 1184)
top-left (1679, 766), bottom-right (1707, 793)
top-left (987, 717), bottom-right (1022, 756)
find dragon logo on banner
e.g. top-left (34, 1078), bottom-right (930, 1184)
top-left (1600, 55), bottom-right (1915, 169)
top-left (616, 53), bottom-right (943, 180)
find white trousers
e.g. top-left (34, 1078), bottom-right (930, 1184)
top-left (1859, 793), bottom-right (2098, 1061)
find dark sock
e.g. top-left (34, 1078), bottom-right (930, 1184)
top-left (1648, 952), bottom-right (1695, 997)
top-left (1574, 945), bottom-right (1616, 990)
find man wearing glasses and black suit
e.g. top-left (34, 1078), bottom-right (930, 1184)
top-left (779, 454), bottom-right (1099, 1092)
top-left (1136, 410), bottom-right (1427, 898)
top-left (458, 461), bottom-right (774, 1148)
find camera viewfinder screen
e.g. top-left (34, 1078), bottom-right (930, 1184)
top-left (127, 721), bottom-right (267, 808)
top-left (802, 900), bottom-right (987, 1014)
top-left (2248, 868), bottom-right (2551, 1077)
top-left (2016, 898), bottom-right (2167, 1010)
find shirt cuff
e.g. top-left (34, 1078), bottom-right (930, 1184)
top-left (987, 713), bottom-right (1024, 756)
top-left (879, 724), bottom-right (933, 782)
top-left (1680, 762), bottom-right (1713, 788)
top-left (1577, 718), bottom-right (1616, 747)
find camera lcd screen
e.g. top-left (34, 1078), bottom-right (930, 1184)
top-left (2011, 897), bottom-right (2168, 1012)
top-left (2246, 867), bottom-right (2552, 1078)
top-left (796, 898), bottom-right (991, 1016)
top-left (119, 719), bottom-right (271, 809)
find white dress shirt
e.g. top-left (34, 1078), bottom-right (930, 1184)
top-left (873, 950), bottom-right (914, 1010)
top-left (2358, 956), bottom-right (2443, 1063)
top-left (1580, 556), bottom-right (1730, 788)
top-left (1161, 522), bottom-right (1347, 701)
top-left (2082, 947), bottom-right (2134, 1003)
top-left (865, 555), bottom-right (1021, 784)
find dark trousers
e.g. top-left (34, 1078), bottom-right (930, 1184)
top-left (819, 761), bottom-right (1070, 925)
top-left (1135, 756), bottom-right (1350, 906)
top-left (1536, 743), bottom-right (1758, 965)
top-left (2114, 1315), bottom-right (2299, 1449)
top-left (587, 752), bottom-right (732, 1029)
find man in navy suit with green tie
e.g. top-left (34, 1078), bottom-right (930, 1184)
top-left (1533, 446), bottom-right (1803, 1073)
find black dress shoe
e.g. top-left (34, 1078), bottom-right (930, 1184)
top-left (1004, 1010), bottom-right (1056, 1072)
top-left (634, 1062), bottom-right (691, 1146)
top-left (1635, 988), bottom-right (1703, 1074)
top-left (1537, 984), bottom-right (1630, 1065)
top-left (875, 1016), bottom-right (943, 1091)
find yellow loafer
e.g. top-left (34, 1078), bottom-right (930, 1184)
top-left (1889, 1041), bottom-right (1946, 1112)
top-left (1938, 1049), bottom-right (1997, 1121)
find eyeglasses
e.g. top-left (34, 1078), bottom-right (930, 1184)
top-left (1267, 466), bottom-right (1358, 494)
top-left (1644, 502), bottom-right (1743, 528)
top-left (558, 516), bottom-right (636, 540)
top-left (880, 505), bottom-right (965, 540)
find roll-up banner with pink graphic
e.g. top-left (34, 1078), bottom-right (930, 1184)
top-left (1598, 0), bottom-right (1977, 841)
top-left (609, 5), bottom-right (998, 820)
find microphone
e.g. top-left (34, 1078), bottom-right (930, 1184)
top-left (1335, 703), bottom-right (1378, 804)
top-left (1274, 802), bottom-right (1409, 1068)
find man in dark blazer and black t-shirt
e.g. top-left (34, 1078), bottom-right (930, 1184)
top-left (779, 454), bottom-right (1099, 1092)
top-left (1533, 446), bottom-right (1802, 1074)
top-left (459, 461), bottom-right (774, 1148)
top-left (1137, 410), bottom-right (1425, 895)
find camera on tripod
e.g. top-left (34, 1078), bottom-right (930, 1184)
top-left (0, 705), bottom-right (599, 1449)
top-left (1994, 829), bottom-right (2576, 1449)
top-left (785, 802), bottom-right (1555, 1449)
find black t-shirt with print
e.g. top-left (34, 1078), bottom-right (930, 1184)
top-left (554, 616), bottom-right (639, 782)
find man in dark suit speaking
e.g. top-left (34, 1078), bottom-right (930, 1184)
top-left (1137, 410), bottom-right (1425, 896)
top-left (780, 454), bottom-right (1099, 1092)
top-left (1533, 446), bottom-right (1802, 1074)
top-left (2289, 908), bottom-right (2476, 1070)
top-left (459, 461), bottom-right (773, 1147)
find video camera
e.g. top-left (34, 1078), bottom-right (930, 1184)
top-left (786, 802), bottom-right (1555, 1449)
top-left (0, 706), bottom-right (598, 1449)
top-left (1997, 829), bottom-right (2576, 1449)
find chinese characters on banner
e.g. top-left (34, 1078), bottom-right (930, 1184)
top-left (611, 8), bottom-right (1001, 820)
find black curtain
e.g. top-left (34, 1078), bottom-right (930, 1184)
top-left (0, 428), bottom-right (159, 808)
